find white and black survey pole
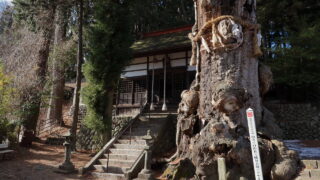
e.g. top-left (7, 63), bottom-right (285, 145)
top-left (246, 108), bottom-right (264, 180)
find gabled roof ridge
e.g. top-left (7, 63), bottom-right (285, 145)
top-left (143, 25), bottom-right (192, 38)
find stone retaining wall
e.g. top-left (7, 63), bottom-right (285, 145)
top-left (265, 103), bottom-right (320, 140)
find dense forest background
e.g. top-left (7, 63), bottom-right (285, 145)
top-left (0, 0), bottom-right (319, 145)
top-left (258, 0), bottom-right (320, 102)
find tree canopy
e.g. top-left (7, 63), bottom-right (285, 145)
top-left (130, 0), bottom-right (194, 35)
top-left (258, 0), bottom-right (320, 101)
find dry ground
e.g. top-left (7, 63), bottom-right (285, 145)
top-left (0, 142), bottom-right (94, 180)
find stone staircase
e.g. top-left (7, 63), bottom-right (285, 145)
top-left (296, 160), bottom-right (320, 180)
top-left (88, 109), bottom-right (176, 180)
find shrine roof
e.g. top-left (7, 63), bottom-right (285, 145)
top-left (131, 26), bottom-right (192, 56)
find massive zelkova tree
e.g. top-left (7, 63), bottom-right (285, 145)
top-left (174, 0), bottom-right (300, 179)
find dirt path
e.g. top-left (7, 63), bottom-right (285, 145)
top-left (0, 142), bottom-right (94, 180)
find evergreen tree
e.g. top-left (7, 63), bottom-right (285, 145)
top-left (0, 5), bottom-right (13, 34)
top-left (70, 0), bottom-right (84, 150)
top-left (257, 0), bottom-right (320, 101)
top-left (130, 0), bottom-right (194, 35)
top-left (83, 0), bottom-right (133, 143)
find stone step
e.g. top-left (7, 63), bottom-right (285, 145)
top-left (133, 122), bottom-right (161, 127)
top-left (124, 128), bottom-right (150, 134)
top-left (117, 139), bottom-right (146, 145)
top-left (296, 169), bottom-right (320, 180)
top-left (88, 112), bottom-right (171, 179)
top-left (132, 123), bottom-right (160, 128)
top-left (302, 160), bottom-right (319, 169)
top-left (141, 114), bottom-right (168, 118)
top-left (91, 171), bottom-right (125, 180)
top-left (123, 131), bottom-right (158, 137)
top-left (99, 159), bottom-right (134, 167)
top-left (131, 126), bottom-right (159, 132)
top-left (131, 126), bottom-right (160, 131)
top-left (105, 154), bottom-right (138, 161)
top-left (121, 135), bottom-right (145, 140)
top-left (109, 148), bottom-right (143, 155)
top-left (136, 172), bottom-right (154, 180)
top-left (148, 116), bottom-right (168, 119)
top-left (93, 165), bottom-right (127, 174)
top-left (113, 143), bottom-right (145, 150)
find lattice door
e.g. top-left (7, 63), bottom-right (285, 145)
top-left (119, 79), bottom-right (133, 104)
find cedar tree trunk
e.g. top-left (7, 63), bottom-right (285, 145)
top-left (103, 89), bottom-right (114, 144)
top-left (70, 0), bottom-right (83, 151)
top-left (46, 4), bottom-right (68, 126)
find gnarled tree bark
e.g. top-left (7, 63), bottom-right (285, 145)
top-left (173, 0), bottom-right (300, 179)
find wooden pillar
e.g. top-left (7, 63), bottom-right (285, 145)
top-left (131, 79), bottom-right (134, 105)
top-left (116, 80), bottom-right (121, 115)
top-left (162, 55), bottom-right (167, 111)
top-left (146, 57), bottom-right (149, 104)
top-left (171, 66), bottom-right (174, 101)
top-left (150, 56), bottom-right (155, 111)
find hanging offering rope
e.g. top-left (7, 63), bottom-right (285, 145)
top-left (189, 15), bottom-right (263, 67)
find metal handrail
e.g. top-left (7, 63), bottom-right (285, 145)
top-left (83, 113), bottom-right (139, 172)
top-left (106, 151), bottom-right (110, 172)
top-left (124, 150), bottom-right (146, 180)
top-left (124, 101), bottom-right (150, 179)
top-left (129, 125), bottom-right (132, 145)
top-left (129, 101), bottom-right (147, 145)
top-left (83, 101), bottom-right (148, 173)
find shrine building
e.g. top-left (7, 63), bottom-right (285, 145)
top-left (115, 26), bottom-right (195, 115)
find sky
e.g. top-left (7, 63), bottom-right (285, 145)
top-left (0, 0), bottom-right (11, 14)
top-left (0, 0), bottom-right (11, 6)
top-left (1, 0), bottom-right (11, 4)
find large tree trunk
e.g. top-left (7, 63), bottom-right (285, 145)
top-left (20, 10), bottom-right (55, 147)
top-left (46, 4), bottom-right (68, 126)
top-left (173, 0), bottom-right (300, 179)
top-left (103, 89), bottom-right (114, 144)
top-left (70, 0), bottom-right (83, 151)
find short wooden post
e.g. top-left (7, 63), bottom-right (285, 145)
top-left (218, 157), bottom-right (227, 180)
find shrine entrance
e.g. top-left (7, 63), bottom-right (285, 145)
top-left (150, 69), bottom-right (193, 105)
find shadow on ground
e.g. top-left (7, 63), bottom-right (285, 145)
top-left (0, 142), bottom-right (94, 180)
